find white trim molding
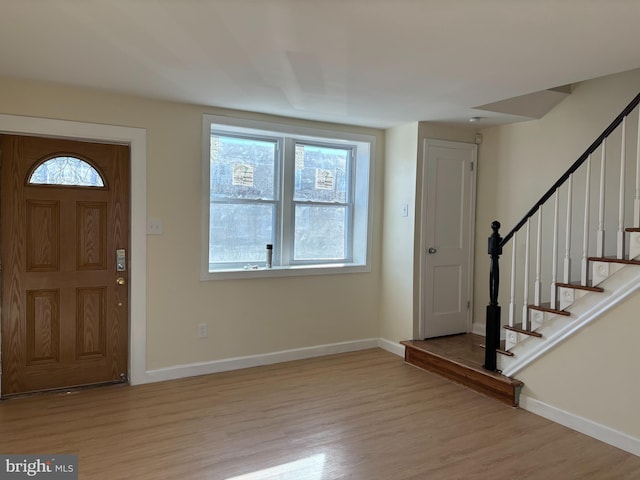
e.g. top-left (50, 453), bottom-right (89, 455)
top-left (472, 322), bottom-right (506, 340)
top-left (378, 338), bottom-right (406, 357)
top-left (0, 114), bottom-right (148, 389)
top-left (520, 394), bottom-right (640, 457)
top-left (145, 338), bottom-right (380, 383)
top-left (471, 322), bottom-right (486, 337)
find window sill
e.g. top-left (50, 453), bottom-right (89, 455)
top-left (201, 263), bottom-right (370, 281)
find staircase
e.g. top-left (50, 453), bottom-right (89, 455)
top-left (498, 229), bottom-right (640, 376)
top-left (404, 92), bottom-right (640, 402)
top-left (485, 91), bottom-right (640, 377)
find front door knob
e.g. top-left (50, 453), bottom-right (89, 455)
top-left (428, 247), bottom-right (437, 254)
top-left (116, 277), bottom-right (126, 286)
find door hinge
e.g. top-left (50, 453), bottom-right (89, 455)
top-left (467, 300), bottom-right (470, 309)
top-left (470, 161), bottom-right (474, 172)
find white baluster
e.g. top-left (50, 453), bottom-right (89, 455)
top-left (535, 209), bottom-right (542, 306)
top-left (582, 155), bottom-right (591, 286)
top-left (635, 109), bottom-right (640, 227)
top-left (618, 116), bottom-right (626, 259)
top-left (509, 233), bottom-right (517, 328)
top-left (564, 174), bottom-right (573, 283)
top-left (522, 218), bottom-right (531, 330)
top-left (597, 140), bottom-right (606, 257)
top-left (550, 191), bottom-right (559, 307)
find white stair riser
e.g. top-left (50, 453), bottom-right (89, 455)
top-left (558, 287), bottom-right (588, 310)
top-left (530, 309), bottom-right (545, 330)
top-left (505, 330), bottom-right (520, 350)
top-left (506, 309), bottom-right (557, 350)
top-left (497, 353), bottom-right (509, 372)
top-left (592, 261), bottom-right (625, 286)
top-left (505, 329), bottom-right (540, 350)
top-left (630, 232), bottom-right (640, 260)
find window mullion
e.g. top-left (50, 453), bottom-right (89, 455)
top-left (280, 138), bottom-right (294, 265)
top-left (272, 139), bottom-right (283, 266)
top-left (345, 147), bottom-right (356, 262)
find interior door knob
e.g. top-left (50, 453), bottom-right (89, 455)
top-left (116, 277), bottom-right (126, 286)
top-left (428, 247), bottom-right (437, 254)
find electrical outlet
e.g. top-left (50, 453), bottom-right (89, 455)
top-left (198, 323), bottom-right (208, 338)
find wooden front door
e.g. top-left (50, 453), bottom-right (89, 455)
top-left (0, 135), bottom-right (129, 396)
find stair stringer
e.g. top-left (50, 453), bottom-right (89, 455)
top-left (498, 264), bottom-right (640, 377)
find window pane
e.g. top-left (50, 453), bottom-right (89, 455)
top-left (29, 156), bottom-right (104, 187)
top-left (294, 205), bottom-right (346, 260)
top-left (210, 135), bottom-right (276, 200)
top-left (210, 203), bottom-right (274, 265)
top-left (294, 144), bottom-right (348, 203)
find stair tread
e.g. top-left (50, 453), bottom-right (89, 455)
top-left (555, 281), bottom-right (604, 292)
top-left (528, 302), bottom-right (571, 316)
top-left (503, 323), bottom-right (542, 337)
top-left (588, 255), bottom-right (640, 265)
top-left (478, 343), bottom-right (515, 357)
top-left (497, 348), bottom-right (514, 357)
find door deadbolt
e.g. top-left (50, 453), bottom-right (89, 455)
top-left (116, 249), bottom-right (126, 272)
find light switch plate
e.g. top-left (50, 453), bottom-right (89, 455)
top-left (147, 218), bottom-right (163, 235)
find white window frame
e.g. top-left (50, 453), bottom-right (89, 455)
top-left (201, 114), bottom-right (375, 280)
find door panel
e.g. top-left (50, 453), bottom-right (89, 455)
top-left (422, 140), bottom-right (476, 338)
top-left (76, 201), bottom-right (107, 270)
top-left (76, 287), bottom-right (107, 360)
top-left (432, 264), bottom-right (462, 314)
top-left (1, 134), bottom-right (129, 396)
top-left (26, 289), bottom-right (60, 365)
top-left (26, 200), bottom-right (61, 271)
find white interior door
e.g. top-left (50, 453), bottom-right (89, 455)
top-left (421, 139), bottom-right (476, 338)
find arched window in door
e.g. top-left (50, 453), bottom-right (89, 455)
top-left (28, 155), bottom-right (105, 187)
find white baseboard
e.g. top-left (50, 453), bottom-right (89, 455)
top-left (520, 394), bottom-right (640, 457)
top-left (472, 322), bottom-right (507, 340)
top-left (471, 322), bottom-right (486, 336)
top-left (144, 338), bottom-right (379, 384)
top-left (377, 338), bottom-right (405, 357)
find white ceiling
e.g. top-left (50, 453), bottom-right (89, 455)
top-left (2, 0), bottom-right (639, 129)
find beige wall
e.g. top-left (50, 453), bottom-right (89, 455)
top-left (475, 68), bottom-right (640, 439)
top-left (518, 292), bottom-right (640, 438)
top-left (0, 77), bottom-right (383, 370)
top-left (379, 122), bottom-right (477, 344)
top-left (379, 122), bottom-right (419, 343)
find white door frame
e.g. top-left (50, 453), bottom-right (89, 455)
top-left (418, 138), bottom-right (477, 339)
top-left (0, 114), bottom-right (148, 394)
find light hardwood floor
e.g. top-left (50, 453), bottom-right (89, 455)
top-left (1, 349), bottom-right (638, 479)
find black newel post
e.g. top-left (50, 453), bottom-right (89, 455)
top-left (484, 221), bottom-right (503, 371)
